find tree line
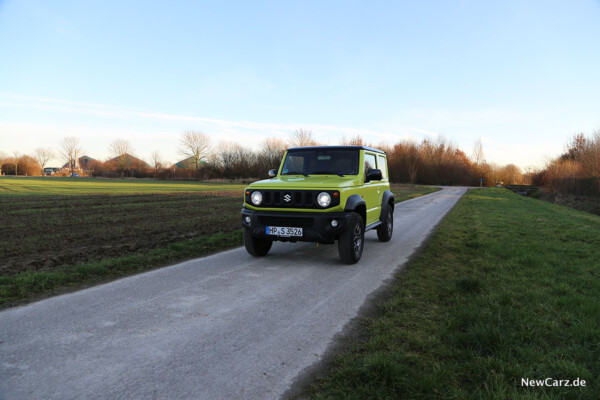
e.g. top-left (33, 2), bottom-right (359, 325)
top-left (5, 128), bottom-right (594, 187)
top-left (530, 130), bottom-right (600, 194)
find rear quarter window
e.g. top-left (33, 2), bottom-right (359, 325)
top-left (378, 155), bottom-right (387, 179)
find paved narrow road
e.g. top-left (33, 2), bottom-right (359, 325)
top-left (0, 187), bottom-right (466, 400)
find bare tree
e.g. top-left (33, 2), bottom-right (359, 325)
top-left (150, 150), bottom-right (163, 176)
top-left (60, 137), bottom-right (82, 176)
top-left (563, 133), bottom-right (587, 161)
top-left (579, 130), bottom-right (600, 177)
top-left (218, 142), bottom-right (241, 179)
top-left (33, 148), bottom-right (55, 175)
top-left (12, 151), bottom-right (21, 176)
top-left (472, 138), bottom-right (485, 165)
top-left (407, 143), bottom-right (419, 184)
top-left (233, 143), bottom-right (256, 177)
top-left (288, 129), bottom-right (317, 148)
top-left (499, 164), bottom-right (522, 184)
top-left (259, 138), bottom-right (287, 170)
top-left (340, 134), bottom-right (365, 146)
top-left (0, 151), bottom-right (6, 175)
top-left (109, 139), bottom-right (135, 177)
top-left (179, 131), bottom-right (210, 179)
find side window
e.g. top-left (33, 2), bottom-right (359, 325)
top-left (378, 155), bottom-right (387, 179)
top-left (364, 153), bottom-right (377, 181)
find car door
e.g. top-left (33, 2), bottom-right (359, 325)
top-left (377, 154), bottom-right (389, 204)
top-left (362, 152), bottom-right (380, 225)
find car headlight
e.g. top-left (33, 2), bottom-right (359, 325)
top-left (317, 192), bottom-right (331, 208)
top-left (251, 191), bottom-right (263, 206)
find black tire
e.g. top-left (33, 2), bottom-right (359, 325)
top-left (377, 206), bottom-right (393, 242)
top-left (338, 212), bottom-right (365, 264)
top-left (243, 228), bottom-right (273, 257)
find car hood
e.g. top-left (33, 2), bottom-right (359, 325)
top-left (249, 175), bottom-right (361, 189)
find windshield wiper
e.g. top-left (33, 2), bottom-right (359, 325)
top-left (311, 171), bottom-right (345, 177)
top-left (282, 171), bottom-right (308, 176)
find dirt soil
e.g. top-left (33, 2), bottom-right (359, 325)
top-left (1, 184), bottom-right (438, 277)
top-left (0, 193), bottom-right (242, 276)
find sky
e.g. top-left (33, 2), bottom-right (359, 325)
top-left (1, 0), bottom-right (599, 169)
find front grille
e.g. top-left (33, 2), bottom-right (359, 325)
top-left (258, 216), bottom-right (314, 228)
top-left (246, 190), bottom-right (340, 209)
top-left (263, 190), bottom-right (315, 207)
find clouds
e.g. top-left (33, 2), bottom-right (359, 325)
top-left (0, 93), bottom-right (432, 162)
top-left (0, 93), bottom-right (568, 169)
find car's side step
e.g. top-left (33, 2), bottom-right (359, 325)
top-left (365, 221), bottom-right (382, 231)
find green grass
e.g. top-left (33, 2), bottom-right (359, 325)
top-left (0, 176), bottom-right (245, 196)
top-left (391, 184), bottom-right (441, 202)
top-left (311, 188), bottom-right (600, 400)
top-left (0, 230), bottom-right (243, 307)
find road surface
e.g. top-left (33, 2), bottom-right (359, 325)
top-left (0, 187), bottom-right (466, 400)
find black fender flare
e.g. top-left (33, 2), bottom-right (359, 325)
top-left (344, 194), bottom-right (367, 223)
top-left (380, 190), bottom-right (395, 220)
top-left (344, 194), bottom-right (366, 212)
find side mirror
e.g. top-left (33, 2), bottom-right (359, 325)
top-left (268, 169), bottom-right (277, 178)
top-left (366, 169), bottom-right (382, 182)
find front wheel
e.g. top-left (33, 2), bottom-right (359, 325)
top-left (243, 228), bottom-right (273, 257)
top-left (377, 206), bottom-right (393, 242)
top-left (338, 213), bottom-right (365, 264)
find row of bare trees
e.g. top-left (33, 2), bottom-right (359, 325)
top-left (1, 137), bottom-right (89, 176)
top-left (2, 128), bottom-right (532, 186)
top-left (0, 148), bottom-right (58, 176)
top-left (0, 129), bottom-right (305, 178)
top-left (343, 135), bottom-right (525, 186)
top-left (531, 131), bottom-right (600, 193)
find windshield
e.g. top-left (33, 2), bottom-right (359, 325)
top-left (281, 149), bottom-right (360, 176)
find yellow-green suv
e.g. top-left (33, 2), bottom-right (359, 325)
top-left (241, 146), bottom-right (394, 264)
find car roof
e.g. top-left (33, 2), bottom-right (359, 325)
top-left (286, 145), bottom-right (385, 154)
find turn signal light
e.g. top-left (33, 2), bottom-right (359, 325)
top-left (333, 191), bottom-right (339, 198)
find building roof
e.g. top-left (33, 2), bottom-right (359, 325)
top-left (78, 155), bottom-right (97, 168)
top-left (174, 156), bottom-right (207, 169)
top-left (106, 153), bottom-right (150, 168)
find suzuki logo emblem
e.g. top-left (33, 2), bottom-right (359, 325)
top-left (283, 193), bottom-right (292, 203)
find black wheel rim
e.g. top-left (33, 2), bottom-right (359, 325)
top-left (387, 210), bottom-right (393, 235)
top-left (353, 222), bottom-right (362, 256)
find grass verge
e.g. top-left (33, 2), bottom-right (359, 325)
top-left (391, 184), bottom-right (441, 203)
top-left (0, 230), bottom-right (243, 308)
top-left (310, 188), bottom-right (600, 400)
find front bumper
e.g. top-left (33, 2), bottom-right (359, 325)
top-left (241, 208), bottom-right (353, 244)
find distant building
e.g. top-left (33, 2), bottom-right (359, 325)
top-left (78, 155), bottom-right (97, 170)
top-left (60, 156), bottom-right (98, 175)
top-left (106, 153), bottom-right (150, 169)
top-left (105, 153), bottom-right (151, 177)
top-left (61, 162), bottom-right (77, 173)
top-left (174, 156), bottom-right (207, 169)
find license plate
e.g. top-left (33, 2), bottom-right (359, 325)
top-left (266, 226), bottom-right (303, 237)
